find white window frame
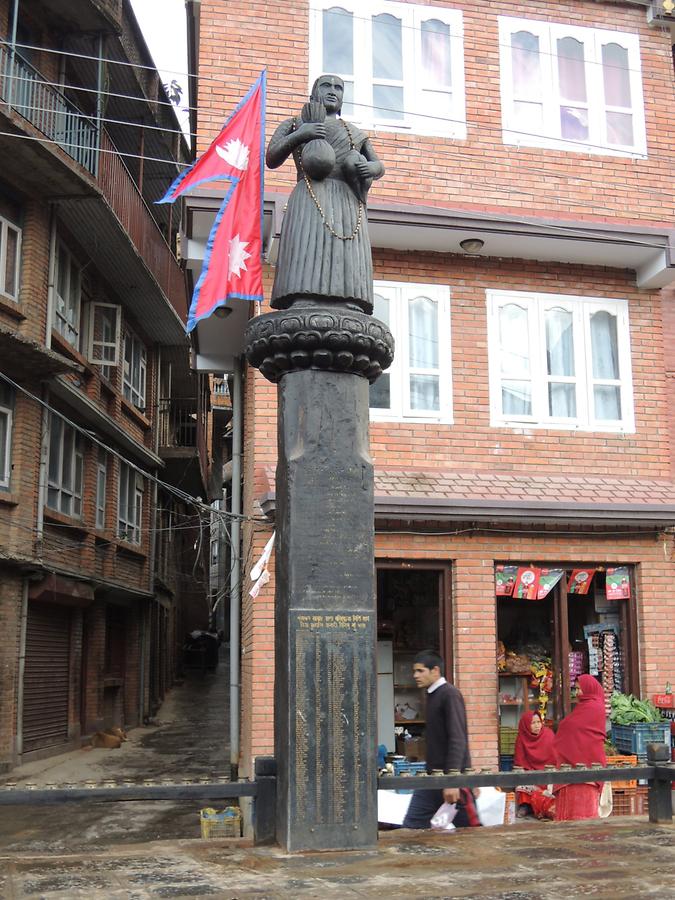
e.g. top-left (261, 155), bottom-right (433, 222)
top-left (118, 461), bottom-right (143, 544)
top-left (123, 330), bottom-right (147, 410)
top-left (46, 414), bottom-right (84, 518)
top-left (309, 0), bottom-right (466, 139)
top-left (53, 241), bottom-right (83, 348)
top-left (498, 16), bottom-right (647, 157)
top-left (0, 384), bottom-right (13, 488)
top-left (370, 281), bottom-right (452, 423)
top-left (88, 302), bottom-right (122, 377)
top-left (95, 452), bottom-right (107, 530)
top-left (0, 215), bottom-right (21, 301)
top-left (486, 289), bottom-right (635, 433)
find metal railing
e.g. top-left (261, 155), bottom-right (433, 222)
top-left (0, 42), bottom-right (99, 172)
top-left (158, 398), bottom-right (199, 449)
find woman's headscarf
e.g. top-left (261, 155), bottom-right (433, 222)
top-left (513, 711), bottom-right (556, 770)
top-left (554, 674), bottom-right (607, 768)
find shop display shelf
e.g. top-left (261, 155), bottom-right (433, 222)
top-left (610, 723), bottom-right (671, 758)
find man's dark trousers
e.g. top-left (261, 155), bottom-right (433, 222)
top-left (403, 788), bottom-right (481, 829)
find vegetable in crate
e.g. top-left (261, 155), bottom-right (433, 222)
top-left (610, 692), bottom-right (663, 725)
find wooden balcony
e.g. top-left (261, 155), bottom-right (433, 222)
top-left (0, 41), bottom-right (187, 324)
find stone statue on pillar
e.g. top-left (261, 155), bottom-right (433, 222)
top-left (244, 75), bottom-right (393, 852)
top-left (266, 74), bottom-right (384, 314)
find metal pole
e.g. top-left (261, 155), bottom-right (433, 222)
top-left (229, 359), bottom-right (243, 781)
top-left (15, 579), bottom-right (28, 760)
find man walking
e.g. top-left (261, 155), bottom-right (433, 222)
top-left (402, 650), bottom-right (480, 829)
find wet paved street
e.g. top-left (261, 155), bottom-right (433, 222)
top-left (0, 818), bottom-right (673, 898)
top-left (0, 662), bottom-right (230, 851)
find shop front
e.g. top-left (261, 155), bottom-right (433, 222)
top-left (495, 563), bottom-right (638, 769)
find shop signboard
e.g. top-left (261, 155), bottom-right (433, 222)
top-left (606, 567), bottom-right (631, 600)
top-left (536, 568), bottom-right (564, 600)
top-left (513, 566), bottom-right (541, 600)
top-left (495, 565), bottom-right (518, 596)
top-left (567, 568), bottom-right (594, 595)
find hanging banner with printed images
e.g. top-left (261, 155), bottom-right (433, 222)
top-left (513, 567), bottom-right (541, 600)
top-left (567, 569), bottom-right (595, 595)
top-left (495, 565), bottom-right (518, 596)
top-left (536, 568), bottom-right (565, 600)
top-left (606, 567), bottom-right (631, 600)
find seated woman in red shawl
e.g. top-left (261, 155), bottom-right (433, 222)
top-left (514, 711), bottom-right (556, 819)
top-left (553, 674), bottom-right (607, 821)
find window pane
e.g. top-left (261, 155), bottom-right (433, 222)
top-left (421, 19), bottom-right (451, 87)
top-left (372, 14), bottom-right (402, 80)
top-left (373, 293), bottom-right (390, 326)
top-left (421, 90), bottom-right (453, 119)
top-left (369, 372), bottom-right (390, 409)
top-left (57, 246), bottom-right (68, 302)
top-left (410, 374), bottom-right (439, 411)
top-left (557, 37), bottom-right (587, 103)
top-left (502, 381), bottom-right (532, 415)
top-left (409, 297), bottom-right (438, 368)
top-left (590, 311), bottom-right (619, 379)
top-left (560, 106), bottom-right (588, 141)
top-left (4, 226), bottom-right (18, 296)
top-left (545, 308), bottom-right (574, 376)
top-left (602, 43), bottom-right (631, 107)
top-left (61, 427), bottom-right (74, 489)
top-left (323, 7), bottom-right (353, 75)
top-left (513, 100), bottom-right (543, 132)
top-left (512, 31), bottom-right (540, 99)
top-left (594, 385), bottom-right (621, 421)
top-left (373, 84), bottom-right (404, 120)
top-left (499, 304), bottom-right (530, 377)
top-left (606, 111), bottom-right (633, 146)
top-left (0, 411), bottom-right (7, 480)
top-left (341, 79), bottom-right (355, 117)
top-left (48, 416), bottom-right (62, 484)
top-left (549, 383), bottom-right (576, 417)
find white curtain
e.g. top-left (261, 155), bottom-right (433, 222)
top-left (409, 297), bottom-right (439, 410)
top-left (499, 304), bottom-right (532, 415)
top-left (546, 307), bottom-right (576, 417)
top-left (591, 311), bottom-right (621, 420)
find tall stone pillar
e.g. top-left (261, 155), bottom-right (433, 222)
top-left (246, 303), bottom-right (393, 851)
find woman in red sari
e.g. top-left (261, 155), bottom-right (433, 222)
top-left (514, 711), bottom-right (556, 819)
top-left (553, 674), bottom-right (607, 821)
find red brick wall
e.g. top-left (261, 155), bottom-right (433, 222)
top-left (199, 1), bottom-right (674, 226)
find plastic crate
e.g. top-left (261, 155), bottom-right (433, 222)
top-left (610, 788), bottom-right (638, 817)
top-left (199, 806), bottom-right (242, 839)
top-left (502, 791), bottom-right (516, 825)
top-left (606, 754), bottom-right (638, 790)
top-left (610, 723), bottom-right (671, 757)
top-left (393, 760), bottom-right (427, 794)
top-left (499, 726), bottom-right (518, 755)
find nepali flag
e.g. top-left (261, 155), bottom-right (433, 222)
top-left (158, 72), bottom-right (266, 332)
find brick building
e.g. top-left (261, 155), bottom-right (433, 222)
top-left (184, 0), bottom-right (675, 778)
top-left (0, 0), bottom-right (215, 770)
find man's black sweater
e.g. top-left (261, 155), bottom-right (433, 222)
top-left (424, 681), bottom-right (471, 773)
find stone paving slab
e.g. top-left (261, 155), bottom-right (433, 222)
top-left (1, 818), bottom-right (673, 899)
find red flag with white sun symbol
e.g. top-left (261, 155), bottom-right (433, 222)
top-left (158, 72), bottom-right (265, 332)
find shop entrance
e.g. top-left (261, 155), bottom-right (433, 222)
top-left (376, 562), bottom-right (451, 759)
top-left (495, 564), bottom-right (638, 770)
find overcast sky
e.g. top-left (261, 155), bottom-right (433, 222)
top-left (129, 0), bottom-right (190, 138)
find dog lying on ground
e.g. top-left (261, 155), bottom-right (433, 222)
top-left (88, 727), bottom-right (129, 749)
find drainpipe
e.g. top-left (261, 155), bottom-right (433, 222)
top-left (35, 386), bottom-right (50, 553)
top-left (229, 359), bottom-right (243, 782)
top-left (7, 0), bottom-right (19, 107)
top-left (15, 579), bottom-right (28, 759)
top-left (143, 344), bottom-right (162, 723)
top-left (45, 210), bottom-right (56, 349)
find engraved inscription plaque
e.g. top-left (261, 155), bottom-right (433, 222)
top-left (289, 611), bottom-right (376, 843)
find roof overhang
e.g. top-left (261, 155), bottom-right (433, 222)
top-left (181, 190), bottom-right (675, 372)
top-left (258, 492), bottom-right (675, 529)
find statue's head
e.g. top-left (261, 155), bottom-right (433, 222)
top-left (310, 74), bottom-right (344, 115)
